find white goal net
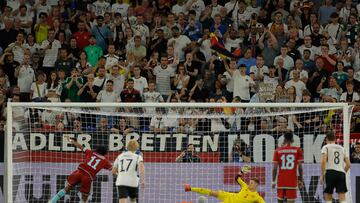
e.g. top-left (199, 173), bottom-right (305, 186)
top-left (5, 102), bottom-right (354, 203)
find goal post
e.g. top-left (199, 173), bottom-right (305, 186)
top-left (5, 102), bottom-right (354, 203)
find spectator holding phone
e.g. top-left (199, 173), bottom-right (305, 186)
top-left (175, 144), bottom-right (201, 163)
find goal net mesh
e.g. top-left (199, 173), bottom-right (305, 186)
top-left (8, 103), bottom-right (353, 203)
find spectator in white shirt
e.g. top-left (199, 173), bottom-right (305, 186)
top-left (153, 55), bottom-right (175, 100)
top-left (339, 0), bottom-right (352, 24)
top-left (263, 65), bottom-right (280, 93)
top-left (233, 1), bottom-right (251, 30)
top-left (285, 70), bottom-right (307, 101)
top-left (324, 12), bottom-right (344, 45)
top-left (32, 0), bottom-right (51, 22)
top-left (14, 52), bottom-right (35, 102)
top-left (185, 0), bottom-right (205, 20)
top-left (225, 62), bottom-right (255, 102)
top-left (210, 0), bottom-right (223, 19)
top-left (173, 63), bottom-right (190, 91)
top-left (143, 81), bottom-right (164, 103)
top-left (132, 15), bottom-right (150, 45)
top-left (298, 35), bottom-right (318, 60)
top-left (149, 110), bottom-right (168, 133)
top-left (225, 0), bottom-right (238, 14)
top-left (340, 80), bottom-right (360, 103)
top-left (30, 71), bottom-right (47, 101)
top-left (167, 26), bottom-right (191, 62)
top-left (172, 0), bottom-right (187, 15)
top-left (5, 32), bottom-right (26, 64)
top-left (91, 0), bottom-right (111, 17)
top-left (93, 64), bottom-right (108, 90)
top-left (107, 64), bottom-right (128, 95)
top-left (246, 0), bottom-right (261, 16)
top-left (249, 55), bottom-right (268, 82)
top-left (97, 80), bottom-right (120, 112)
top-left (274, 45), bottom-right (294, 81)
top-left (16, 5), bottom-right (32, 34)
top-left (132, 65), bottom-right (148, 95)
top-left (23, 33), bottom-right (40, 55)
top-left (40, 29), bottom-right (61, 76)
top-left (222, 58), bottom-right (237, 100)
top-left (104, 44), bottom-right (119, 70)
top-left (143, 81), bottom-right (164, 113)
top-left (289, 59), bottom-right (309, 84)
top-left (303, 13), bottom-right (324, 36)
top-left (111, 0), bottom-right (129, 17)
top-left (46, 71), bottom-right (62, 102)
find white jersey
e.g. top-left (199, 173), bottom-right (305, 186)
top-left (114, 151), bottom-right (143, 187)
top-left (321, 143), bottom-right (347, 173)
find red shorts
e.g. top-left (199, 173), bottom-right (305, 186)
top-left (277, 189), bottom-right (297, 200)
top-left (67, 169), bottom-right (92, 194)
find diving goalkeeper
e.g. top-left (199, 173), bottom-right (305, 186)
top-left (184, 166), bottom-right (265, 203)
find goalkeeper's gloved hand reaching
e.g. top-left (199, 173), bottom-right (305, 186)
top-left (240, 165), bottom-right (251, 174)
top-left (236, 165), bottom-right (251, 180)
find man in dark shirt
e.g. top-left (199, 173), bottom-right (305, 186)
top-left (0, 18), bottom-right (18, 51)
top-left (351, 142), bottom-right (360, 163)
top-left (156, 0), bottom-right (171, 17)
top-left (149, 29), bottom-right (168, 55)
top-left (120, 79), bottom-right (142, 102)
top-left (55, 48), bottom-right (75, 77)
top-left (184, 52), bottom-right (200, 90)
top-left (78, 74), bottom-right (100, 102)
top-left (287, 38), bottom-right (301, 62)
top-left (342, 67), bottom-right (360, 93)
top-left (0, 52), bottom-right (20, 86)
top-left (307, 57), bottom-right (331, 100)
top-left (175, 144), bottom-right (201, 163)
top-left (309, 23), bottom-right (323, 47)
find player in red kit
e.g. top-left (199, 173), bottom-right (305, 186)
top-left (48, 136), bottom-right (112, 203)
top-left (272, 132), bottom-right (304, 203)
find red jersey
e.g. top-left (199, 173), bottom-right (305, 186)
top-left (73, 31), bottom-right (90, 50)
top-left (273, 145), bottom-right (303, 189)
top-left (78, 149), bottom-right (112, 179)
top-left (315, 55), bottom-right (336, 73)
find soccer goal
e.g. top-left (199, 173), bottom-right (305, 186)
top-left (5, 102), bottom-right (354, 203)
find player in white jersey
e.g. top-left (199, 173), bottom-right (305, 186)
top-left (320, 131), bottom-right (351, 203)
top-left (112, 140), bottom-right (145, 203)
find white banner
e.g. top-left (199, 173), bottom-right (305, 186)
top-left (13, 132), bottom-right (327, 163)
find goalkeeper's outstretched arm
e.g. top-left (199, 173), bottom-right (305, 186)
top-left (235, 172), bottom-right (248, 189)
top-left (236, 165), bottom-right (252, 188)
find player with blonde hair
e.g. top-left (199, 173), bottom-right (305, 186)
top-left (113, 140), bottom-right (145, 203)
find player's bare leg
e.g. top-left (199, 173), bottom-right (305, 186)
top-left (338, 192), bottom-right (346, 203)
top-left (64, 184), bottom-right (73, 193)
top-left (324, 192), bottom-right (333, 203)
top-left (81, 193), bottom-right (89, 203)
top-left (119, 198), bottom-right (128, 203)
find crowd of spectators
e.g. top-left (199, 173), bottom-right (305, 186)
top-left (1, 0), bottom-right (360, 162)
